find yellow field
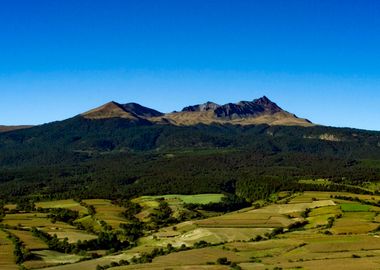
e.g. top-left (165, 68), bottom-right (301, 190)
top-left (181, 227), bottom-right (272, 243)
top-left (115, 266), bottom-right (230, 270)
top-left (195, 211), bottom-right (292, 228)
top-left (150, 227), bottom-right (273, 247)
top-left (47, 229), bottom-right (98, 243)
top-left (74, 215), bottom-right (103, 232)
top-left (195, 200), bottom-right (334, 229)
top-left (308, 205), bottom-right (342, 217)
top-left (4, 204), bottom-right (17, 210)
top-left (2, 212), bottom-right (50, 227)
top-left (241, 257), bottom-right (380, 270)
top-left (35, 251), bottom-right (137, 270)
top-left (83, 199), bottom-right (128, 228)
top-left (306, 214), bottom-right (335, 228)
top-left (0, 230), bottom-right (18, 270)
top-left (8, 229), bottom-right (48, 250)
top-left (235, 234), bottom-right (380, 269)
top-left (153, 247), bottom-right (244, 265)
top-left (331, 218), bottom-right (378, 234)
top-left (36, 199), bottom-right (88, 215)
top-left (2, 213), bottom-right (75, 231)
top-left (134, 194), bottom-right (224, 205)
top-left (23, 250), bottom-right (84, 269)
top-left (226, 238), bottom-right (304, 258)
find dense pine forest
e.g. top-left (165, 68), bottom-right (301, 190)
top-left (1, 116), bottom-right (380, 202)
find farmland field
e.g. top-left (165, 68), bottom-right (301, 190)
top-left (2, 192), bottom-right (380, 270)
top-left (74, 215), bottom-right (102, 232)
top-left (82, 199), bottom-right (128, 229)
top-left (8, 229), bottom-right (48, 250)
top-left (2, 213), bottom-right (75, 230)
top-left (341, 203), bottom-right (372, 212)
top-left (0, 230), bottom-right (18, 270)
top-left (134, 194), bottom-right (225, 205)
top-left (36, 200), bottom-right (88, 215)
top-left (23, 250), bottom-right (85, 269)
top-left (48, 229), bottom-right (98, 243)
top-left (132, 194), bottom-right (224, 223)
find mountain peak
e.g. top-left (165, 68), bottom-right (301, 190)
top-left (253, 96), bottom-right (274, 107)
top-left (82, 101), bottom-right (138, 120)
top-left (107, 101), bottom-right (121, 106)
top-left (255, 95), bottom-right (271, 102)
top-left (251, 96), bottom-right (283, 113)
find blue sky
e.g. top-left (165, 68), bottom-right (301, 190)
top-left (0, 0), bottom-right (380, 130)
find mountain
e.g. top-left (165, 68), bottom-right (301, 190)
top-left (0, 95), bottom-right (379, 201)
top-left (0, 125), bottom-right (33, 133)
top-left (82, 96), bottom-right (313, 127)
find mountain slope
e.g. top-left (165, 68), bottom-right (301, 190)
top-left (82, 101), bottom-right (141, 120)
top-left (0, 125), bottom-right (33, 133)
top-left (120, 102), bottom-right (164, 118)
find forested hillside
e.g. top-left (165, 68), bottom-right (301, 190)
top-left (0, 116), bottom-right (380, 202)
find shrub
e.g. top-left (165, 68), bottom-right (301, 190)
top-left (216, 257), bottom-right (230, 265)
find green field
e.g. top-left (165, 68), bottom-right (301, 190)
top-left (74, 215), bottom-right (102, 232)
top-left (340, 203), bottom-right (372, 212)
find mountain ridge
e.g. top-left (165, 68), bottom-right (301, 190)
top-left (82, 96), bottom-right (313, 127)
top-left (0, 125), bottom-right (34, 133)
